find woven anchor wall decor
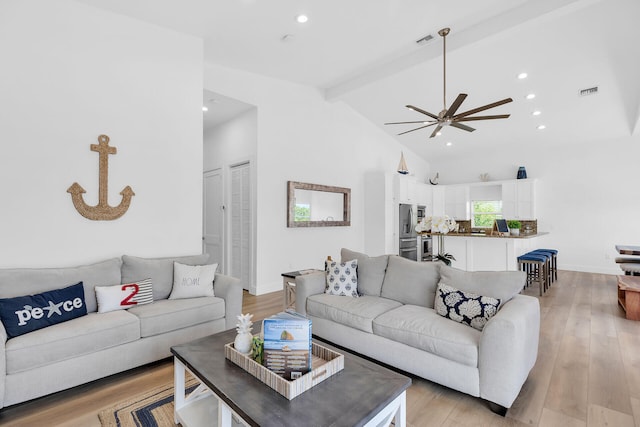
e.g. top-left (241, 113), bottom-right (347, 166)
top-left (67, 134), bottom-right (135, 221)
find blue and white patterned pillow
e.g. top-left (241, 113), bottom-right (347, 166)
top-left (435, 282), bottom-right (501, 331)
top-left (325, 259), bottom-right (358, 297)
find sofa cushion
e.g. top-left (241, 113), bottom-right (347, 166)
top-left (325, 259), bottom-right (358, 297)
top-left (306, 294), bottom-right (402, 333)
top-left (380, 256), bottom-right (440, 308)
top-left (121, 254), bottom-right (211, 301)
top-left (0, 258), bottom-right (122, 314)
top-left (126, 296), bottom-right (225, 337)
top-left (341, 248), bottom-right (389, 296)
top-left (95, 279), bottom-right (154, 313)
top-left (0, 282), bottom-right (87, 338)
top-left (5, 310), bottom-right (139, 374)
top-left (373, 304), bottom-right (481, 367)
top-left (435, 282), bottom-right (501, 331)
top-left (439, 265), bottom-right (525, 303)
top-left (169, 262), bottom-right (217, 299)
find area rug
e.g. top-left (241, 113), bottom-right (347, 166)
top-left (98, 377), bottom-right (200, 427)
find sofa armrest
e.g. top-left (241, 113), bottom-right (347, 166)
top-left (214, 273), bottom-right (243, 330)
top-left (478, 294), bottom-right (540, 408)
top-left (294, 272), bottom-right (326, 316)
top-left (0, 322), bottom-right (6, 408)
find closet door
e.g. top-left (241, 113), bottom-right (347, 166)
top-left (230, 162), bottom-right (251, 290)
top-left (203, 169), bottom-right (224, 271)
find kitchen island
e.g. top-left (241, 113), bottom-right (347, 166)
top-left (427, 232), bottom-right (550, 272)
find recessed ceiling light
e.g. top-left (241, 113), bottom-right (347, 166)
top-left (517, 72), bottom-right (528, 79)
top-left (296, 14), bottom-right (308, 23)
top-left (445, 141), bottom-right (453, 146)
top-left (436, 131), bottom-right (442, 137)
top-left (537, 124), bottom-right (546, 130)
top-left (526, 93), bottom-right (536, 100)
top-left (532, 110), bottom-right (541, 116)
top-left (202, 106), bottom-right (209, 112)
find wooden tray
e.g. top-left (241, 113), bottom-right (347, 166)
top-left (225, 340), bottom-right (344, 400)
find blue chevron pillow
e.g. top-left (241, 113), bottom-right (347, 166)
top-left (0, 282), bottom-right (87, 338)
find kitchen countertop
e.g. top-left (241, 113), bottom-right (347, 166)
top-left (420, 232), bottom-right (548, 239)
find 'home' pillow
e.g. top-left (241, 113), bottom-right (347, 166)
top-left (95, 278), bottom-right (153, 313)
top-left (0, 282), bottom-right (87, 338)
top-left (435, 282), bottom-right (501, 331)
top-left (325, 259), bottom-right (359, 297)
top-left (169, 262), bottom-right (217, 300)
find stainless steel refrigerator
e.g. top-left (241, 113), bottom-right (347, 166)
top-left (398, 203), bottom-right (417, 261)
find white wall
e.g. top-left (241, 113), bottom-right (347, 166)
top-left (203, 108), bottom-right (258, 287)
top-left (204, 64), bottom-right (430, 294)
top-left (433, 135), bottom-right (640, 274)
top-left (204, 109), bottom-right (258, 172)
top-left (0, 0), bottom-right (203, 267)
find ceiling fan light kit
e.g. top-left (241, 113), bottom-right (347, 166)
top-left (385, 27), bottom-right (512, 138)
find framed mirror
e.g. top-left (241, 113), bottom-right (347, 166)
top-left (287, 181), bottom-right (351, 227)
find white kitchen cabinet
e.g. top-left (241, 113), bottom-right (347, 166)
top-left (365, 172), bottom-right (398, 256)
top-left (394, 174), bottom-right (417, 204)
top-left (416, 183), bottom-right (433, 214)
top-left (444, 185), bottom-right (470, 220)
top-left (432, 186), bottom-right (445, 216)
top-left (501, 179), bottom-right (536, 220)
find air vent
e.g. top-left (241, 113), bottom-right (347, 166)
top-left (579, 86), bottom-right (598, 96)
top-left (416, 34), bottom-right (434, 45)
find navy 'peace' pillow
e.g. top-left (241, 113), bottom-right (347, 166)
top-left (0, 282), bottom-right (87, 339)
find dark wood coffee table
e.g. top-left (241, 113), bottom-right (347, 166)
top-left (171, 328), bottom-right (411, 427)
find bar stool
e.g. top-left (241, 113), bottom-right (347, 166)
top-left (536, 249), bottom-right (558, 282)
top-left (529, 249), bottom-right (557, 285)
top-left (518, 253), bottom-right (548, 296)
top-left (529, 250), bottom-right (552, 288)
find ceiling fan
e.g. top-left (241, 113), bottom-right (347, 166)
top-left (385, 27), bottom-right (513, 138)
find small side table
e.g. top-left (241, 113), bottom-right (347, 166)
top-left (617, 275), bottom-right (640, 320)
top-left (281, 269), bottom-right (322, 311)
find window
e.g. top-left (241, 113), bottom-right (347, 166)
top-left (472, 200), bottom-right (502, 228)
top-left (294, 203), bottom-right (311, 221)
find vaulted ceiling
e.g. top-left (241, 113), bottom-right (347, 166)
top-left (78, 0), bottom-right (640, 162)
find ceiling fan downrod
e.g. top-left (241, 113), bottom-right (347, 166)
top-left (438, 27), bottom-right (450, 115)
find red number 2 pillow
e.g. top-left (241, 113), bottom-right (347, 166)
top-left (95, 279), bottom-right (153, 313)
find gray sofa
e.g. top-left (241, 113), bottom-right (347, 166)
top-left (295, 248), bottom-right (540, 414)
top-left (0, 254), bottom-right (242, 408)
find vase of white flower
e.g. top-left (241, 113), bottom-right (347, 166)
top-left (416, 215), bottom-right (457, 265)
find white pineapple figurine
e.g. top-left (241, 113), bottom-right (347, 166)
top-left (234, 313), bottom-right (254, 354)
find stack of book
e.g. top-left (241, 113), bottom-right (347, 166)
top-left (262, 311), bottom-right (312, 380)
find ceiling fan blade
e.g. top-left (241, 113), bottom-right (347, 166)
top-left (453, 98), bottom-right (513, 119)
top-left (450, 122), bottom-right (475, 132)
top-left (444, 94), bottom-right (467, 117)
top-left (406, 105), bottom-right (439, 120)
top-left (385, 120), bottom-right (436, 125)
top-left (455, 114), bottom-right (511, 122)
top-left (397, 123), bottom-right (438, 136)
top-left (429, 124), bottom-right (443, 138)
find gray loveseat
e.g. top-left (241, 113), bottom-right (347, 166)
top-left (295, 248), bottom-right (540, 414)
top-left (0, 254), bottom-right (242, 408)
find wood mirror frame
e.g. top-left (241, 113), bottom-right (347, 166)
top-left (287, 181), bottom-right (351, 227)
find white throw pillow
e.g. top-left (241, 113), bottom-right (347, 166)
top-left (96, 278), bottom-right (153, 313)
top-left (325, 259), bottom-right (359, 297)
top-left (169, 262), bottom-right (217, 299)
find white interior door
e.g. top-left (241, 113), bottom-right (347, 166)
top-left (230, 162), bottom-right (251, 291)
top-left (203, 169), bottom-right (225, 271)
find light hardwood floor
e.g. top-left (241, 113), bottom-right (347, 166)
top-left (1, 272), bottom-right (639, 427)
